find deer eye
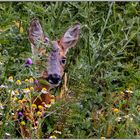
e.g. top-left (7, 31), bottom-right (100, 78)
top-left (61, 57), bottom-right (66, 65)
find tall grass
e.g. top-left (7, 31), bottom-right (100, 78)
top-left (0, 1), bottom-right (140, 138)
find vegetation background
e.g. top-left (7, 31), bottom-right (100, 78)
top-left (1, 1), bottom-right (140, 138)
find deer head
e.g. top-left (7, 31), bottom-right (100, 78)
top-left (28, 19), bottom-right (80, 88)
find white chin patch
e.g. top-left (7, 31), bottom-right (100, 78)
top-left (49, 81), bottom-right (61, 88)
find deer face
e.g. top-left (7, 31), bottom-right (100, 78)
top-left (28, 19), bottom-right (80, 87)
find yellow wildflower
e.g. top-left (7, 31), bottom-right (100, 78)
top-left (30, 87), bottom-right (34, 91)
top-left (22, 99), bottom-right (27, 103)
top-left (17, 99), bottom-right (27, 104)
top-left (20, 121), bottom-right (26, 125)
top-left (113, 108), bottom-right (120, 113)
top-left (37, 111), bottom-right (43, 117)
top-left (50, 99), bottom-right (55, 104)
top-left (25, 79), bottom-right (29, 83)
top-left (14, 21), bottom-right (20, 28)
top-left (14, 21), bottom-right (23, 33)
top-left (38, 105), bottom-right (43, 110)
top-left (101, 137), bottom-right (106, 139)
top-left (32, 104), bottom-right (37, 109)
top-left (29, 78), bottom-right (34, 83)
top-left (15, 90), bottom-right (19, 95)
top-left (49, 135), bottom-right (57, 139)
top-left (41, 88), bottom-right (48, 94)
top-left (32, 126), bottom-right (38, 130)
top-left (8, 76), bottom-right (14, 82)
top-left (50, 95), bottom-right (55, 98)
top-left (16, 80), bottom-right (21, 85)
top-left (23, 88), bottom-right (30, 93)
top-left (13, 97), bottom-right (17, 101)
top-left (20, 27), bottom-right (23, 33)
top-left (18, 100), bottom-right (22, 104)
top-left (120, 91), bottom-right (124, 95)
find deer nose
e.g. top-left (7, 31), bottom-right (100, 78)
top-left (46, 74), bottom-right (61, 85)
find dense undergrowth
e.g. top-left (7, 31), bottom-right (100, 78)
top-left (1, 1), bottom-right (140, 138)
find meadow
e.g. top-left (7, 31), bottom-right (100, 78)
top-left (0, 1), bottom-right (140, 138)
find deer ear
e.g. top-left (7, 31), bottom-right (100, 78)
top-left (28, 19), bottom-right (45, 46)
top-left (59, 23), bottom-right (80, 52)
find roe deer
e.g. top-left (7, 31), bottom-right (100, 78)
top-left (29, 19), bottom-right (80, 104)
top-left (15, 19), bottom-right (80, 138)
